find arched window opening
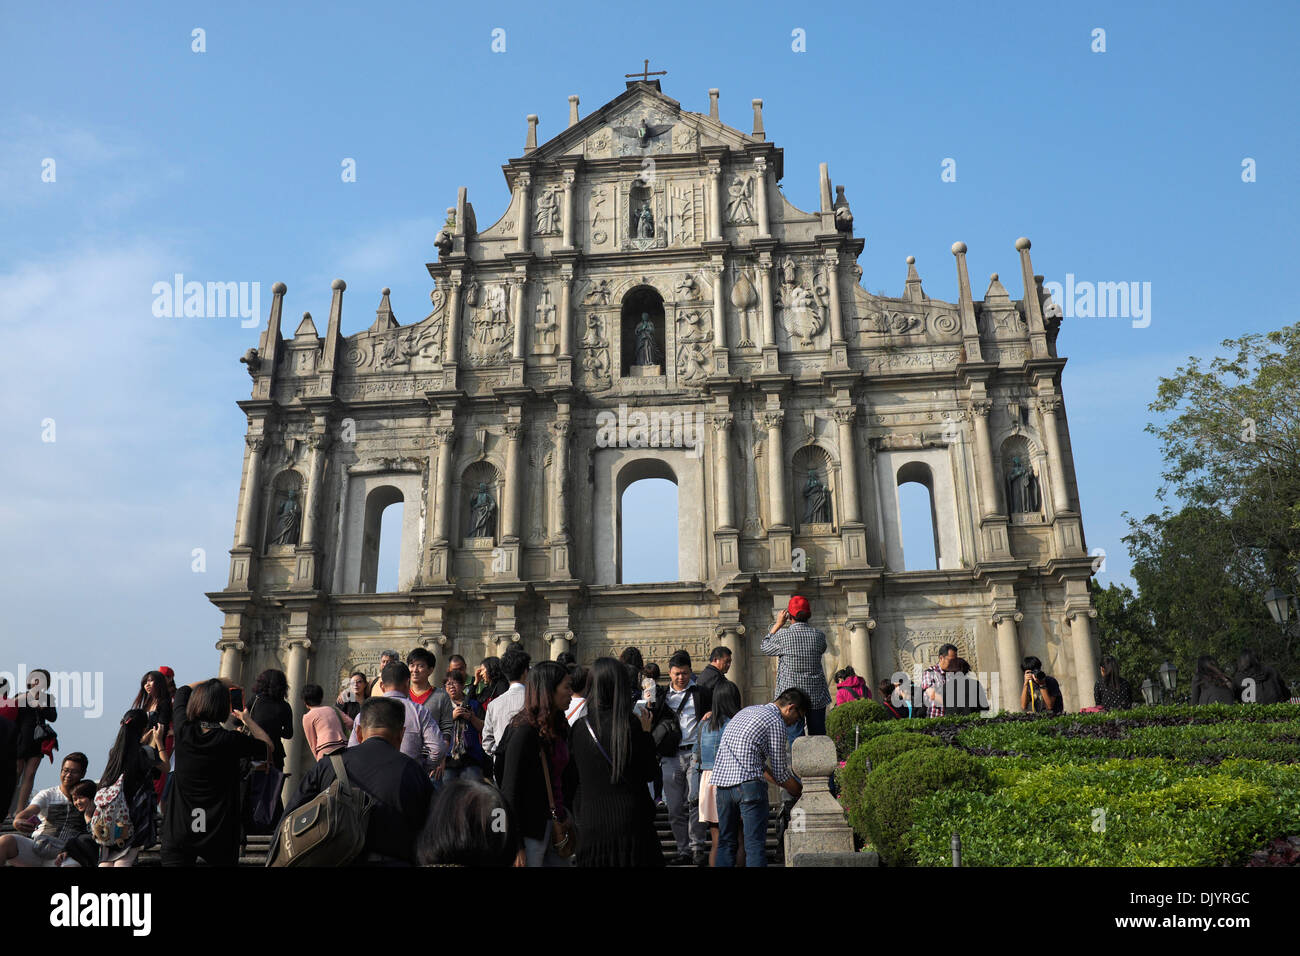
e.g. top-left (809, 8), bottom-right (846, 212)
top-left (360, 486), bottom-right (403, 593)
top-left (617, 458), bottom-right (679, 584)
top-left (897, 462), bottom-right (939, 571)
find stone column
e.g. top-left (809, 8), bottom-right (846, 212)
top-left (718, 624), bottom-right (747, 702)
top-left (237, 436), bottom-right (266, 549)
top-left (510, 276), bottom-right (527, 362)
top-left (558, 266), bottom-right (574, 358)
top-left (757, 253), bottom-right (775, 348)
top-left (300, 433), bottom-right (329, 548)
top-left (761, 409), bottom-right (788, 527)
top-left (710, 261), bottom-right (728, 350)
top-left (443, 275), bottom-right (463, 365)
top-left (1068, 609), bottom-right (1100, 711)
top-left (846, 618), bottom-right (876, 694)
top-left (707, 160), bottom-right (722, 241)
top-left (754, 157), bottom-right (771, 237)
top-left (502, 421), bottom-right (523, 540)
top-left (831, 407), bottom-right (860, 523)
top-left (515, 172), bottom-right (532, 253)
top-left (216, 634), bottom-right (246, 683)
top-left (282, 636), bottom-right (311, 802)
top-left (546, 631), bottom-right (573, 662)
top-left (712, 414), bottom-right (735, 530)
top-left (560, 170), bottom-right (575, 248)
top-left (993, 610), bottom-right (1024, 713)
top-left (824, 250), bottom-right (845, 344)
top-left (1037, 397), bottom-right (1071, 513)
top-left (431, 426), bottom-right (456, 542)
top-left (968, 399), bottom-right (999, 518)
top-left (550, 420), bottom-right (571, 538)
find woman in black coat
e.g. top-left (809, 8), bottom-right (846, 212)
top-left (1191, 656), bottom-right (1236, 706)
top-left (570, 657), bottom-right (664, 867)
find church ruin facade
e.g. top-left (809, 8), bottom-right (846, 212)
top-left (209, 78), bottom-right (1099, 781)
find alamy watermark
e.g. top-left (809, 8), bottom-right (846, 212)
top-left (1, 666), bottom-right (104, 719)
top-left (152, 274), bottom-right (261, 327)
top-left (1042, 274), bottom-right (1151, 329)
top-left (594, 403), bottom-right (705, 459)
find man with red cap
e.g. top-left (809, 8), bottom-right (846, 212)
top-left (760, 595), bottom-right (831, 744)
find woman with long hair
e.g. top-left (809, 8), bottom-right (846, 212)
top-left (132, 670), bottom-right (173, 804)
top-left (1093, 656), bottom-right (1133, 711)
top-left (570, 657), bottom-right (664, 867)
top-left (162, 678), bottom-right (273, 866)
top-left (692, 678), bottom-right (742, 866)
top-left (1190, 655), bottom-right (1235, 706)
top-left (496, 660), bottom-right (573, 867)
top-left (1234, 650), bottom-right (1290, 705)
top-left (471, 657), bottom-right (508, 707)
top-left (95, 709), bottom-right (166, 867)
top-left (244, 668), bottom-right (293, 834)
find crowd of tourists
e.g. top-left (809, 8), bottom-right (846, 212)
top-left (1, 598), bottom-right (1292, 868)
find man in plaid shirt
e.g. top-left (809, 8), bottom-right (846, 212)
top-left (710, 688), bottom-right (808, 867)
top-left (921, 643), bottom-right (958, 717)
top-left (760, 595), bottom-right (832, 743)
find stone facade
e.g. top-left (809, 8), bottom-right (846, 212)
top-left (209, 80), bottom-right (1099, 785)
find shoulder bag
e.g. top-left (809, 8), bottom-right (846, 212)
top-left (538, 744), bottom-right (578, 859)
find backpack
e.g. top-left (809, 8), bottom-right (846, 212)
top-left (650, 686), bottom-right (695, 757)
top-left (91, 775), bottom-right (134, 848)
top-left (266, 754), bottom-right (374, 867)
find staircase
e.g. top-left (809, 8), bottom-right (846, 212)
top-left (5, 806), bottom-right (783, 867)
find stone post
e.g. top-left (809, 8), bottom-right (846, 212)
top-left (754, 156), bottom-right (771, 236)
top-left (1037, 397), bottom-right (1071, 514)
top-left (712, 414), bottom-right (735, 530)
top-left (502, 421), bottom-right (523, 540)
top-left (707, 160), bottom-right (722, 241)
top-left (993, 610), bottom-right (1023, 713)
top-left (1015, 237), bottom-right (1049, 359)
top-left (762, 409), bottom-right (788, 527)
top-left (846, 618), bottom-right (876, 694)
top-left (515, 171), bottom-right (531, 253)
top-left (237, 436), bottom-right (266, 549)
top-left (968, 399), bottom-right (999, 518)
top-left (299, 433), bottom-right (329, 548)
top-left (784, 736), bottom-right (854, 860)
top-left (831, 407), bottom-right (860, 523)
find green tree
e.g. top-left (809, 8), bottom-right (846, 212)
top-left (1090, 580), bottom-right (1163, 692)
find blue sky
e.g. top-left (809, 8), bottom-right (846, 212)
top-left (3, 0), bottom-right (1297, 790)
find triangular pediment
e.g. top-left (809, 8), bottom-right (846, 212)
top-left (521, 83), bottom-right (759, 165)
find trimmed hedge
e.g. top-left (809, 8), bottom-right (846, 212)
top-left (836, 732), bottom-right (942, 839)
top-left (908, 757), bottom-right (1300, 866)
top-left (827, 698), bottom-right (891, 758)
top-left (861, 747), bottom-right (989, 866)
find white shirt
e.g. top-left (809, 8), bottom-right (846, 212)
top-left (664, 681), bottom-right (700, 747)
top-left (566, 695), bottom-right (589, 726)
top-left (481, 682), bottom-right (526, 755)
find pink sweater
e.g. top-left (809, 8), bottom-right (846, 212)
top-left (302, 706), bottom-right (349, 761)
top-left (835, 677), bottom-right (870, 706)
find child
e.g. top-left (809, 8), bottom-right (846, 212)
top-left (54, 780), bottom-right (100, 868)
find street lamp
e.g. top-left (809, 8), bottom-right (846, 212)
top-left (1264, 587), bottom-right (1292, 629)
top-left (1140, 678), bottom-right (1157, 707)
top-left (1159, 660), bottom-right (1178, 696)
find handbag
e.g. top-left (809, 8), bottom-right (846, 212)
top-left (537, 746), bottom-right (578, 859)
top-left (90, 774), bottom-right (134, 847)
top-left (650, 686), bottom-right (694, 757)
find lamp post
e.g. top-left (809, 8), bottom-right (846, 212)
top-left (1140, 678), bottom-right (1157, 707)
top-left (1159, 660), bottom-right (1178, 703)
top-left (1264, 585), bottom-right (1297, 635)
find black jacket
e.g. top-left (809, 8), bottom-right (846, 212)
top-left (285, 736), bottom-right (433, 864)
top-left (696, 665), bottom-right (726, 702)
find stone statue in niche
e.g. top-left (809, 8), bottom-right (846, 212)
top-left (636, 201), bottom-right (654, 239)
top-left (269, 488), bottom-right (301, 547)
top-left (634, 312), bottom-right (658, 366)
top-left (803, 472), bottom-right (831, 524)
top-left (468, 482), bottom-right (497, 538)
top-left (727, 175), bottom-right (755, 223)
top-left (1005, 456), bottom-right (1041, 513)
top-left (535, 186), bottom-right (561, 235)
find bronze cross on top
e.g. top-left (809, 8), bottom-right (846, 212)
top-left (625, 58), bottom-right (667, 82)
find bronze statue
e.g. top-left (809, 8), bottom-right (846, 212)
top-left (634, 312), bottom-right (658, 366)
top-left (270, 488), bottom-right (301, 546)
top-left (803, 472), bottom-right (831, 524)
top-left (1005, 456), bottom-right (1041, 513)
top-left (468, 482), bottom-right (496, 538)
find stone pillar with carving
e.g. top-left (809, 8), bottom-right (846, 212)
top-left (709, 260), bottom-right (729, 374)
top-left (515, 171), bottom-right (532, 253)
top-left (1037, 396), bottom-right (1071, 514)
top-left (758, 253), bottom-right (776, 349)
top-left (299, 432), bottom-right (329, 548)
top-left (510, 274), bottom-right (527, 362)
top-left (557, 265), bottom-right (574, 358)
top-left (549, 418), bottom-right (572, 578)
top-left (762, 409), bottom-right (788, 528)
top-left (968, 399), bottom-right (999, 519)
top-left (560, 169), bottom-right (575, 249)
top-left (992, 608), bottom-right (1024, 713)
top-left (426, 424), bottom-right (456, 582)
top-left (831, 407), bottom-right (860, 524)
top-left (502, 421), bottom-right (523, 542)
top-left (754, 157), bottom-right (771, 237)
top-left (707, 160), bottom-right (722, 241)
top-left (237, 435), bottom-right (266, 550)
top-left (443, 273), bottom-right (463, 367)
top-left (846, 618), bottom-right (876, 694)
top-left (824, 249), bottom-right (845, 345)
top-left (712, 413), bottom-right (739, 573)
